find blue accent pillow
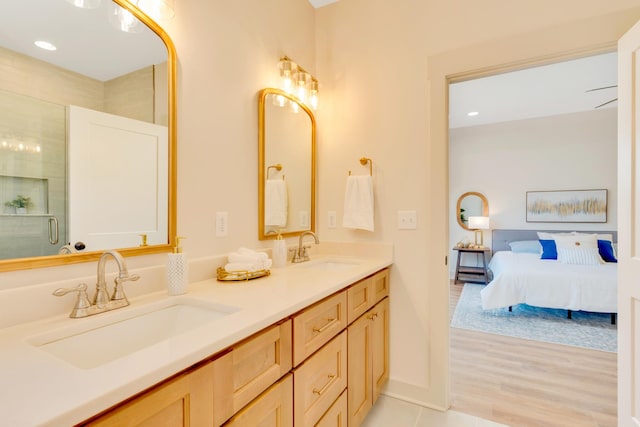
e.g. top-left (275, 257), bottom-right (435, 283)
top-left (509, 240), bottom-right (542, 254)
top-left (539, 239), bottom-right (557, 259)
top-left (597, 239), bottom-right (617, 263)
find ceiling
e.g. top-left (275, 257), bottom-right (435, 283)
top-left (449, 52), bottom-right (618, 129)
top-left (0, 0), bottom-right (166, 81)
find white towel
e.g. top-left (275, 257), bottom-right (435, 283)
top-left (225, 259), bottom-right (273, 272)
top-left (228, 248), bottom-right (269, 264)
top-left (342, 175), bottom-right (374, 231)
top-left (265, 179), bottom-right (288, 227)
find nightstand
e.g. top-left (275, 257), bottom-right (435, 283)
top-left (453, 247), bottom-right (490, 285)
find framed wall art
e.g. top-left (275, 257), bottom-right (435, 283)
top-left (526, 189), bottom-right (607, 223)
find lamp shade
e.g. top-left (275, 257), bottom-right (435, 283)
top-left (468, 216), bottom-right (490, 230)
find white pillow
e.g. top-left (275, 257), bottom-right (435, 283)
top-left (537, 231), bottom-right (575, 240)
top-left (573, 232), bottom-right (612, 242)
top-left (553, 233), bottom-right (598, 249)
top-left (557, 247), bottom-right (603, 265)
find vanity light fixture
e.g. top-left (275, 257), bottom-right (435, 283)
top-left (277, 56), bottom-right (319, 110)
top-left (467, 111), bottom-right (479, 117)
top-left (137, 0), bottom-right (175, 21)
top-left (109, 2), bottom-right (143, 33)
top-left (34, 41), bottom-right (57, 51)
top-left (64, 0), bottom-right (101, 9)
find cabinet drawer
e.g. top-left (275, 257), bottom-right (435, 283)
top-left (315, 390), bottom-right (347, 427)
top-left (347, 277), bottom-right (371, 324)
top-left (293, 331), bottom-right (347, 427)
top-left (347, 269), bottom-right (389, 324)
top-left (214, 320), bottom-right (292, 425)
top-left (223, 374), bottom-right (293, 427)
top-left (292, 291), bottom-right (347, 366)
top-left (371, 268), bottom-right (390, 303)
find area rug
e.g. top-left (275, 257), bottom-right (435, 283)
top-left (451, 283), bottom-right (617, 353)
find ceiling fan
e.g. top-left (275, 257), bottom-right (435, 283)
top-left (586, 85), bottom-right (618, 108)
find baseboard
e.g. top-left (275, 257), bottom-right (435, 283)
top-left (381, 379), bottom-right (449, 412)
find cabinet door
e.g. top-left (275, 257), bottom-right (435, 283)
top-left (315, 390), bottom-right (347, 427)
top-left (86, 361), bottom-right (214, 426)
top-left (347, 297), bottom-right (390, 427)
top-left (371, 298), bottom-right (389, 403)
top-left (223, 374), bottom-right (293, 427)
top-left (347, 312), bottom-right (373, 427)
top-left (214, 320), bottom-right (293, 425)
top-left (294, 331), bottom-right (348, 427)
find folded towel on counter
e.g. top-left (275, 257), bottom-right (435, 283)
top-left (228, 247), bottom-right (269, 263)
top-left (265, 179), bottom-right (288, 227)
top-left (226, 248), bottom-right (271, 272)
top-left (225, 259), bottom-right (273, 272)
top-left (342, 175), bottom-right (374, 231)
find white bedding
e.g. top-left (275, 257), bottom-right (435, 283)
top-left (480, 251), bottom-right (617, 313)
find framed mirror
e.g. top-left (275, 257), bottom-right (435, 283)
top-left (258, 88), bottom-right (316, 240)
top-left (0, 0), bottom-right (176, 272)
top-left (456, 191), bottom-right (489, 230)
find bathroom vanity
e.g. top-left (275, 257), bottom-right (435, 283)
top-left (85, 268), bottom-right (389, 426)
top-left (0, 247), bottom-right (391, 427)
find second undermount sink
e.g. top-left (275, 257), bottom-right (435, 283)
top-left (28, 298), bottom-right (239, 369)
top-left (302, 258), bottom-right (361, 271)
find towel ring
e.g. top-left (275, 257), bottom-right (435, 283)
top-left (349, 157), bottom-right (373, 176)
top-left (267, 164), bottom-right (284, 180)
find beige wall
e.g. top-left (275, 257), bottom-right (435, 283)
top-left (315, 0), bottom-right (640, 409)
top-left (3, 0), bottom-right (640, 413)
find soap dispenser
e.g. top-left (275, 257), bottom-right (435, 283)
top-left (167, 236), bottom-right (188, 295)
top-left (272, 231), bottom-right (287, 268)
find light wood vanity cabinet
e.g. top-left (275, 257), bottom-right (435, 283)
top-left (84, 360), bottom-right (216, 426)
top-left (82, 268), bottom-right (389, 427)
top-left (347, 297), bottom-right (389, 427)
top-left (213, 320), bottom-right (293, 426)
top-left (223, 374), bottom-right (293, 427)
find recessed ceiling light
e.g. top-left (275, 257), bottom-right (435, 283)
top-left (467, 111), bottom-right (479, 117)
top-left (34, 41), bottom-right (57, 51)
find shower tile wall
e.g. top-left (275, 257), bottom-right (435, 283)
top-left (0, 45), bottom-right (160, 260)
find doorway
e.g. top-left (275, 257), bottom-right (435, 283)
top-left (446, 52), bottom-right (618, 426)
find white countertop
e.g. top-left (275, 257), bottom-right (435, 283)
top-left (0, 250), bottom-right (392, 426)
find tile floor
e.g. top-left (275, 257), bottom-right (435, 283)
top-left (362, 395), bottom-right (509, 427)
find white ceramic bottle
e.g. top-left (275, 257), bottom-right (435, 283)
top-left (272, 231), bottom-right (287, 268)
top-left (167, 236), bottom-right (188, 295)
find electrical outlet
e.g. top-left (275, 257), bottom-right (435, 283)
top-left (299, 211), bottom-right (309, 227)
top-left (216, 211), bottom-right (228, 237)
top-left (328, 211), bottom-right (337, 228)
top-left (398, 210), bottom-right (417, 230)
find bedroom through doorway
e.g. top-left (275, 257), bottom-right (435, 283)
top-left (447, 52), bottom-right (618, 427)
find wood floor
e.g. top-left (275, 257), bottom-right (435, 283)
top-left (449, 282), bottom-right (617, 427)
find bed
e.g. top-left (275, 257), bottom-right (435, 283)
top-left (480, 229), bottom-right (618, 323)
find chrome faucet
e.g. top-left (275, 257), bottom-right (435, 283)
top-left (291, 231), bottom-right (319, 263)
top-left (53, 250), bottom-right (140, 318)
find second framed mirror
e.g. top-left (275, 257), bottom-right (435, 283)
top-left (258, 88), bottom-right (316, 240)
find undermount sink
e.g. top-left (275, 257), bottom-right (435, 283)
top-left (28, 298), bottom-right (239, 369)
top-left (302, 258), bottom-right (361, 271)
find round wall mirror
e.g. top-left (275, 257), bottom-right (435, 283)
top-left (456, 191), bottom-right (488, 230)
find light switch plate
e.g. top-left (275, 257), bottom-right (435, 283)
top-left (398, 210), bottom-right (417, 230)
top-left (215, 211), bottom-right (228, 237)
top-left (328, 211), bottom-right (337, 228)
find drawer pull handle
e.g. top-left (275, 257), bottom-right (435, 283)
top-left (313, 374), bottom-right (336, 395)
top-left (367, 312), bottom-right (378, 320)
top-left (312, 318), bottom-right (336, 333)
